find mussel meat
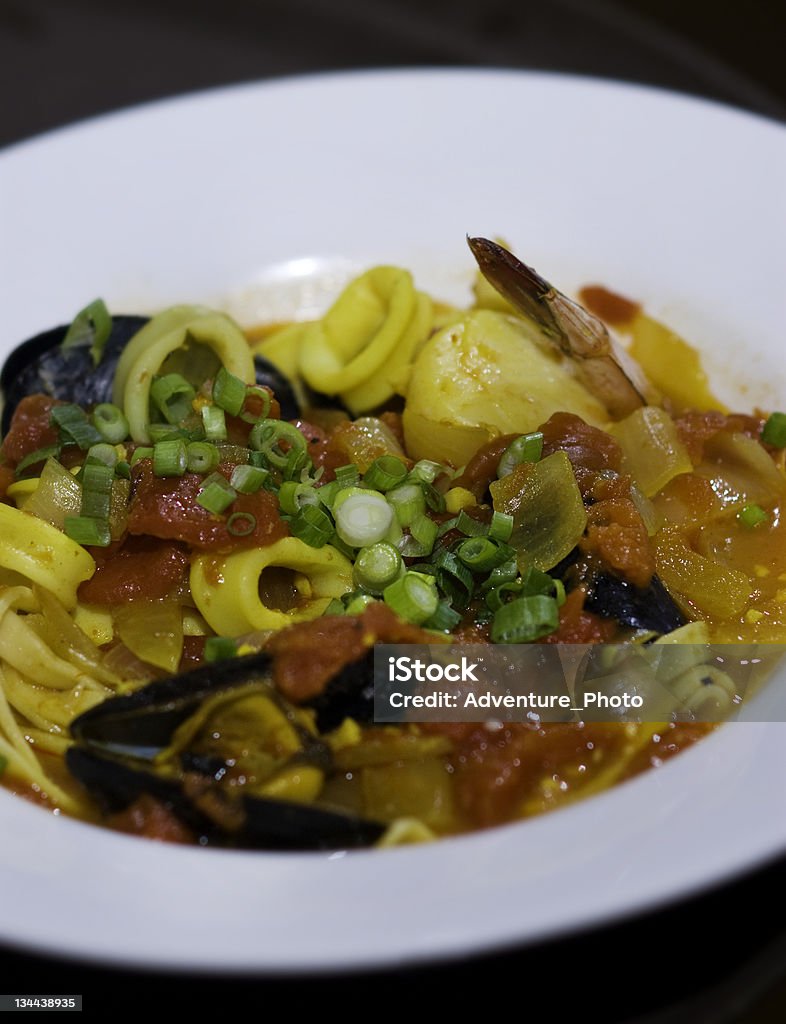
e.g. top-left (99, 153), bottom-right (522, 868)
top-left (254, 354), bottom-right (301, 421)
top-left (67, 649), bottom-right (385, 850)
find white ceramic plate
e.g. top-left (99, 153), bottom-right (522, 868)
top-left (0, 70), bottom-right (785, 973)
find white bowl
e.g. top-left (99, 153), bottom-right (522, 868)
top-left (0, 69), bottom-right (785, 972)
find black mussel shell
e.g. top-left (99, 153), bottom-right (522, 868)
top-left (66, 747), bottom-right (385, 850)
top-left (1, 316), bottom-right (149, 434)
top-left (306, 649), bottom-right (375, 732)
top-left (66, 747), bottom-right (221, 840)
top-left (70, 650), bottom-right (275, 760)
top-left (254, 354), bottom-right (300, 420)
top-left (584, 573), bottom-right (687, 635)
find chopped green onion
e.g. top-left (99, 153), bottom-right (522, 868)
top-left (354, 542), bottom-right (403, 594)
top-left (488, 511), bottom-right (514, 542)
top-left (491, 594), bottom-right (559, 643)
top-left (50, 404), bottom-right (103, 449)
top-left (115, 460), bottom-right (131, 479)
top-left (433, 547), bottom-right (475, 608)
top-left (386, 483), bottom-right (426, 526)
top-left (424, 600), bottom-right (462, 632)
top-left (323, 599), bottom-right (346, 617)
top-left (80, 459), bottom-right (113, 521)
top-left (761, 412), bottom-right (786, 448)
top-left (456, 537), bottom-right (513, 573)
top-left (227, 511), bottom-right (257, 537)
top-left (421, 480), bottom-right (446, 513)
top-left (739, 503), bottom-right (768, 528)
top-left (153, 439), bottom-right (188, 477)
top-left (482, 558), bottom-right (519, 591)
top-left (196, 472), bottom-right (236, 514)
top-left (186, 441), bottom-right (220, 475)
top-left (334, 464), bottom-right (361, 489)
top-left (344, 592), bottom-right (377, 615)
top-left (249, 419), bottom-right (307, 470)
top-left (86, 443), bottom-right (118, 468)
top-left (398, 513), bottom-right (438, 558)
top-left (409, 460), bottom-right (446, 484)
top-left (248, 450), bottom-right (266, 468)
top-left (64, 514), bottom-right (111, 547)
top-left (497, 432), bottom-right (544, 478)
top-left (151, 373), bottom-right (196, 425)
top-left (231, 464), bottom-right (269, 494)
top-left (204, 636), bottom-right (238, 662)
top-left (383, 571), bottom-right (439, 625)
top-left (289, 504), bottom-right (334, 548)
top-left (14, 444), bottom-right (61, 477)
top-left (317, 480), bottom-right (340, 509)
top-left (486, 581), bottom-right (525, 612)
top-left (519, 565), bottom-right (561, 597)
top-left (364, 456), bottom-right (408, 492)
top-left (212, 366), bottom-right (247, 416)
top-left (61, 298), bottom-right (112, 367)
top-left (437, 516), bottom-right (460, 537)
top-left (240, 386), bottom-right (272, 424)
top-left (332, 486), bottom-right (370, 511)
top-left (456, 509), bottom-right (487, 537)
top-left (335, 492), bottom-right (394, 548)
top-left (148, 423), bottom-right (193, 443)
top-left (202, 404), bottom-right (228, 442)
top-left (130, 446), bottom-right (154, 467)
top-left (91, 403), bottom-right (129, 443)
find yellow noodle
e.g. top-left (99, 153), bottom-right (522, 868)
top-left (0, 505), bottom-right (95, 608)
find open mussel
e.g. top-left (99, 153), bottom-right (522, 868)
top-left (1, 315), bottom-right (149, 434)
top-left (67, 650), bottom-right (385, 850)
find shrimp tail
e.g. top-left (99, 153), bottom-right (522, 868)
top-left (467, 236), bottom-right (656, 418)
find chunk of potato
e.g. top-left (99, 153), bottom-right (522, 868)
top-left (402, 310), bottom-right (608, 465)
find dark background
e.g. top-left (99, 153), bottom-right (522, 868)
top-left (1, 1), bottom-right (785, 1019)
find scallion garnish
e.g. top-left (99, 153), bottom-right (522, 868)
top-left (433, 547), bottom-right (474, 608)
top-left (386, 483), bottom-right (426, 526)
top-left (739, 503), bottom-right (768, 528)
top-left (409, 459), bottom-right (446, 484)
top-left (202, 404), bottom-right (228, 442)
top-left (455, 509), bottom-right (487, 537)
top-left (61, 298), bottom-right (112, 367)
top-left (497, 432), bottom-right (544, 478)
top-left (761, 412), bottom-right (786, 448)
top-left (186, 441), bottom-right (219, 475)
top-left (424, 600), bottom-right (462, 632)
top-left (130, 446), bottom-right (154, 468)
top-left (153, 439), bottom-right (188, 477)
top-left (363, 456), bottom-right (407, 492)
top-left (481, 558), bottom-right (519, 591)
top-left (227, 511), bottom-right (257, 537)
top-left (398, 513), bottom-right (438, 558)
top-left (488, 511), bottom-right (514, 542)
top-left (335, 492), bottom-right (394, 548)
top-left (353, 542), bottom-right (403, 594)
top-left (334, 464), bottom-right (361, 489)
top-left (50, 404), bottom-right (103, 449)
top-left (204, 636), bottom-right (238, 662)
top-left (249, 419), bottom-right (307, 470)
top-left (239, 386), bottom-right (272, 424)
top-left (344, 592), bottom-right (377, 615)
top-left (230, 463), bottom-right (269, 494)
top-left (491, 594), bottom-right (559, 643)
top-left (383, 571), bottom-right (439, 625)
top-left (456, 537), bottom-right (513, 573)
top-left (85, 443), bottom-right (118, 468)
top-left (148, 423), bottom-right (186, 443)
top-left (91, 403), bottom-right (129, 443)
top-left (151, 374), bottom-right (196, 425)
top-left (14, 444), bottom-right (61, 477)
top-left (289, 504), bottom-right (334, 548)
top-left (196, 472), bottom-right (236, 514)
top-left (212, 367), bottom-right (247, 416)
top-left (63, 515), bottom-right (111, 547)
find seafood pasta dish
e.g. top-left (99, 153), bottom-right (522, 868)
top-left (0, 238), bottom-right (782, 850)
